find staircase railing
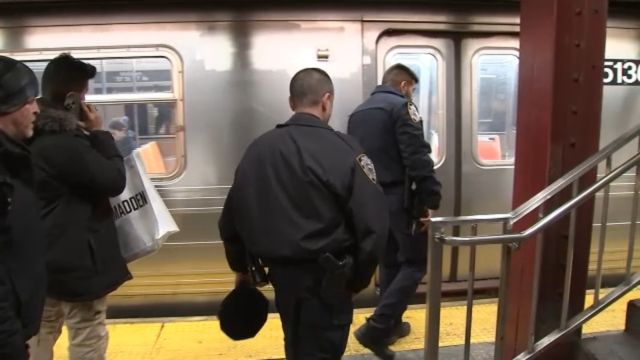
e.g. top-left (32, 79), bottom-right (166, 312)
top-left (424, 123), bottom-right (640, 360)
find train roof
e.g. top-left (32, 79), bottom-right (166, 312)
top-left (0, 0), bottom-right (637, 26)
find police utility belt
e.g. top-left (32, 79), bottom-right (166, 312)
top-left (254, 252), bottom-right (354, 304)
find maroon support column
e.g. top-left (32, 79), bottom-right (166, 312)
top-left (502, 0), bottom-right (608, 359)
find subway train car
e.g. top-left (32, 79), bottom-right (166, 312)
top-left (1, 0), bottom-right (639, 317)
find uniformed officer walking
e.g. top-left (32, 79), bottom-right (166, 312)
top-left (219, 68), bottom-right (388, 360)
top-left (348, 64), bottom-right (442, 359)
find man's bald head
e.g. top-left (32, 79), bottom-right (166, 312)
top-left (289, 68), bottom-right (334, 109)
top-left (288, 68), bottom-right (335, 123)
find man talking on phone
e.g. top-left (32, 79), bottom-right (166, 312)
top-left (27, 54), bottom-right (131, 360)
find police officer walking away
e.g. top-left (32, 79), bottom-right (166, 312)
top-left (0, 56), bottom-right (47, 359)
top-left (348, 64), bottom-right (442, 359)
top-left (219, 68), bottom-right (388, 359)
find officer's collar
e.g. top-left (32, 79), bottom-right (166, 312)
top-left (277, 112), bottom-right (333, 130)
top-left (371, 85), bottom-right (405, 98)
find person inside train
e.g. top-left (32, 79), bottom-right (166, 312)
top-left (27, 53), bottom-right (132, 360)
top-left (219, 68), bottom-right (388, 359)
top-left (348, 63), bottom-right (442, 359)
top-left (108, 118), bottom-right (138, 157)
top-left (154, 103), bottom-right (172, 134)
top-left (0, 55), bottom-right (47, 360)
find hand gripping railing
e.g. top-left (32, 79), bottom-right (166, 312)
top-left (424, 123), bottom-right (640, 360)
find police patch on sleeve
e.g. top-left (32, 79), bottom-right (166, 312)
top-left (408, 101), bottom-right (422, 123)
top-left (356, 154), bottom-right (377, 184)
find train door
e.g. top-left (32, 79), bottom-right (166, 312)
top-left (376, 33), bottom-right (519, 284)
top-left (458, 36), bottom-right (519, 280)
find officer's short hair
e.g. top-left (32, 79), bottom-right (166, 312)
top-left (382, 63), bottom-right (419, 87)
top-left (289, 68), bottom-right (334, 108)
top-left (42, 53), bottom-right (96, 106)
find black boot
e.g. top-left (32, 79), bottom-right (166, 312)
top-left (354, 319), bottom-right (395, 360)
top-left (385, 321), bottom-right (411, 345)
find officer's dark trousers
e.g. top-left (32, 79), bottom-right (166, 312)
top-left (269, 263), bottom-right (353, 360)
top-left (370, 196), bottom-right (427, 330)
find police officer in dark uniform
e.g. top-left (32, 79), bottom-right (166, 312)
top-left (348, 64), bottom-right (442, 359)
top-left (219, 68), bottom-right (388, 360)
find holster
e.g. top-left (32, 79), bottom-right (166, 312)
top-left (318, 253), bottom-right (353, 304)
top-left (247, 254), bottom-right (269, 288)
top-left (404, 175), bottom-right (425, 234)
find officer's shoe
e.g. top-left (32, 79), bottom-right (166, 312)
top-left (385, 321), bottom-right (411, 345)
top-left (354, 319), bottom-right (395, 360)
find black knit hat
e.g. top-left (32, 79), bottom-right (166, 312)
top-left (218, 284), bottom-right (269, 340)
top-left (0, 56), bottom-right (39, 115)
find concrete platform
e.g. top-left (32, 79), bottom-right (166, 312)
top-left (582, 331), bottom-right (640, 360)
top-left (343, 343), bottom-right (495, 360)
top-left (47, 289), bottom-right (640, 359)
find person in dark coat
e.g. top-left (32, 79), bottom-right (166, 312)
top-left (219, 68), bottom-right (388, 359)
top-left (0, 55), bottom-right (47, 360)
top-left (27, 54), bottom-right (131, 360)
top-left (348, 64), bottom-right (442, 359)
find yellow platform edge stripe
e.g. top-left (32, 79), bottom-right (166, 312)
top-left (50, 289), bottom-right (640, 360)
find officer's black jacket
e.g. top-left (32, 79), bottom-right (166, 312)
top-left (348, 85), bottom-right (441, 211)
top-left (219, 113), bottom-right (388, 292)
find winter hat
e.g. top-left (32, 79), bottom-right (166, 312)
top-left (0, 56), bottom-right (39, 115)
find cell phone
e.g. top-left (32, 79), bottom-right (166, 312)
top-left (63, 92), bottom-right (83, 121)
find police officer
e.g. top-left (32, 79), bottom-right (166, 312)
top-left (348, 64), bottom-right (442, 359)
top-left (219, 68), bottom-right (388, 359)
top-left (0, 56), bottom-right (46, 359)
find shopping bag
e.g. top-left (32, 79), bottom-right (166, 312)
top-left (110, 148), bottom-right (179, 262)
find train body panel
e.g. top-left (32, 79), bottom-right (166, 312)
top-left (1, 2), bottom-right (639, 316)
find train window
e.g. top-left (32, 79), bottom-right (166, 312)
top-left (385, 47), bottom-right (445, 165)
top-left (99, 58), bottom-right (173, 95)
top-left (14, 48), bottom-right (184, 179)
top-left (472, 50), bottom-right (519, 165)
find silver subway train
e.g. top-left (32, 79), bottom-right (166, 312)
top-left (1, 1), bottom-right (639, 317)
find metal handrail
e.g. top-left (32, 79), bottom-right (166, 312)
top-left (514, 272), bottom-right (640, 360)
top-left (439, 152), bottom-right (640, 246)
top-left (428, 122), bottom-right (640, 228)
top-left (424, 124), bottom-right (640, 360)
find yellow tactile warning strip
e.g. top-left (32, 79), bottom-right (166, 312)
top-left (51, 289), bottom-right (640, 359)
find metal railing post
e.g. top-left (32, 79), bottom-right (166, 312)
top-left (625, 137), bottom-right (640, 283)
top-left (594, 156), bottom-right (612, 304)
top-left (494, 221), bottom-right (512, 360)
top-left (425, 227), bottom-right (444, 360)
top-left (561, 181), bottom-right (579, 328)
top-left (527, 209), bottom-right (545, 352)
top-left (463, 224), bottom-right (478, 360)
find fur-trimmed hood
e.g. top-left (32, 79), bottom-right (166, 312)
top-left (33, 98), bottom-right (79, 134)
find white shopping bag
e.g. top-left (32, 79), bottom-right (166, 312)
top-left (110, 149), bottom-right (179, 263)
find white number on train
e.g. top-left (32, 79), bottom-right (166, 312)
top-left (603, 60), bottom-right (640, 86)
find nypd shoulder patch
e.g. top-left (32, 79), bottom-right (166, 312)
top-left (356, 154), bottom-right (377, 184)
top-left (408, 102), bottom-right (422, 123)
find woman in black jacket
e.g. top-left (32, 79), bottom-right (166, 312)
top-left (28, 54), bottom-right (131, 360)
